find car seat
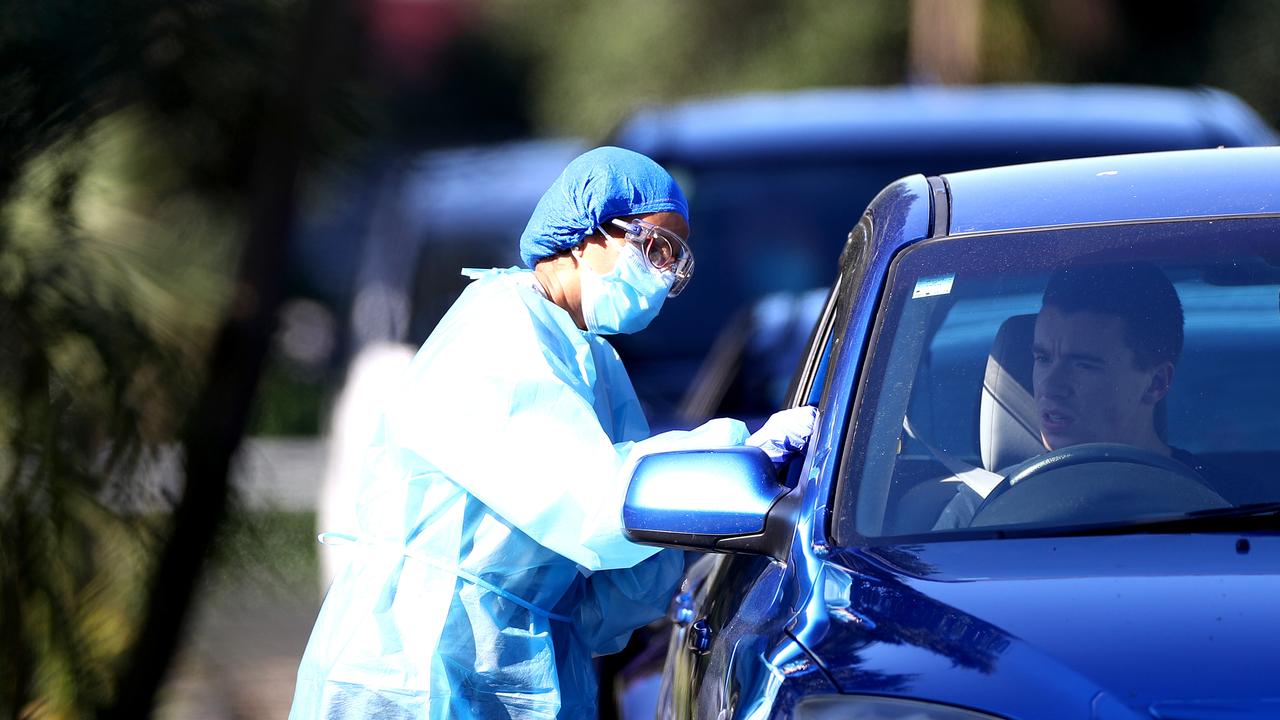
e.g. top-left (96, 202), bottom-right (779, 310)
top-left (888, 313), bottom-right (1044, 533)
top-left (979, 313), bottom-right (1045, 471)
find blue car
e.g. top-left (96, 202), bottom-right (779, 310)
top-left (622, 147), bottom-right (1280, 719)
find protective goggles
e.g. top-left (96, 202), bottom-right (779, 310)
top-left (606, 217), bottom-right (695, 296)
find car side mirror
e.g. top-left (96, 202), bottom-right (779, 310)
top-left (623, 446), bottom-right (797, 558)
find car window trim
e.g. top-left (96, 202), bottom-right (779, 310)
top-left (785, 215), bottom-right (874, 408)
top-left (944, 211), bottom-right (1280, 240)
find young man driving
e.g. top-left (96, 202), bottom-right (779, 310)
top-left (934, 261), bottom-right (1215, 530)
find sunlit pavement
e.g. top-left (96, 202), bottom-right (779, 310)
top-left (154, 438), bottom-right (326, 719)
top-left (157, 578), bottom-right (320, 719)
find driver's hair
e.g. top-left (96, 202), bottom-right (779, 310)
top-left (1041, 261), bottom-right (1184, 371)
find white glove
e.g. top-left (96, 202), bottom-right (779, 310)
top-left (745, 406), bottom-right (817, 464)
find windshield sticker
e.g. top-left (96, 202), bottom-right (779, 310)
top-left (912, 273), bottom-right (955, 299)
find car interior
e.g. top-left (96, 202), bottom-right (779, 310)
top-left (843, 232), bottom-right (1280, 539)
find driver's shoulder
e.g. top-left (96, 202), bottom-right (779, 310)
top-left (1169, 446), bottom-right (1235, 496)
top-left (1169, 446), bottom-right (1209, 475)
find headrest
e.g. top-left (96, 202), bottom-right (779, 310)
top-left (979, 314), bottom-right (1046, 471)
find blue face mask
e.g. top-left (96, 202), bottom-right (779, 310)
top-left (579, 242), bottom-right (674, 335)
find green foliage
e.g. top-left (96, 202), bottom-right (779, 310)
top-left (0, 496), bottom-right (158, 719)
top-left (0, 103), bottom-right (232, 715)
top-left (980, 0), bottom-right (1037, 82)
top-left (481, 0), bottom-right (909, 138)
top-left (206, 510), bottom-right (320, 601)
top-left (0, 118), bottom-right (230, 717)
top-left (1206, 0), bottom-right (1280, 127)
top-left (468, 0), bottom-right (1280, 139)
top-left (248, 362), bottom-right (329, 437)
top-left (0, 0), bottom-right (350, 714)
top-left (976, 0), bottom-right (1280, 129)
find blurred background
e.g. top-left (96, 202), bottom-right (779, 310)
top-left (2, 0), bottom-right (1278, 717)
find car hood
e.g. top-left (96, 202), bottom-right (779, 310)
top-left (809, 534), bottom-right (1280, 719)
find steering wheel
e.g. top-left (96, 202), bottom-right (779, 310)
top-left (969, 443), bottom-right (1230, 528)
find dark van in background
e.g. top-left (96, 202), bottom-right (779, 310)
top-left (606, 84), bottom-right (1277, 428)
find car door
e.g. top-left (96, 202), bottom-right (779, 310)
top-left (655, 241), bottom-right (853, 719)
top-left (661, 551), bottom-right (797, 720)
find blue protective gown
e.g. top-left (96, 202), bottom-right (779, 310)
top-left (290, 268), bottom-right (747, 719)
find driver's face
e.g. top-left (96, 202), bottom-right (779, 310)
top-left (1032, 306), bottom-right (1170, 451)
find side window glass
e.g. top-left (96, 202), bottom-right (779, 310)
top-left (791, 214), bottom-right (871, 408)
top-left (799, 287), bottom-right (837, 408)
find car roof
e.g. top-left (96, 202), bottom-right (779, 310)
top-left (612, 85), bottom-right (1278, 164)
top-left (941, 146), bottom-right (1280, 235)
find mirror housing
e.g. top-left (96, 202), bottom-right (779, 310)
top-left (623, 446), bottom-right (796, 557)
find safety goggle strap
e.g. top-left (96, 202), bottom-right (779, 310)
top-left (611, 219), bottom-right (689, 264)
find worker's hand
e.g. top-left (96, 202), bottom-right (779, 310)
top-left (746, 405), bottom-right (817, 464)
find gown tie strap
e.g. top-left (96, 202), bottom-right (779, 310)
top-left (318, 531), bottom-right (573, 623)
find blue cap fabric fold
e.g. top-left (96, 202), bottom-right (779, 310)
top-left (519, 147), bottom-right (689, 268)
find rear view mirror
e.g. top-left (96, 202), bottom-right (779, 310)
top-left (623, 446), bottom-right (794, 557)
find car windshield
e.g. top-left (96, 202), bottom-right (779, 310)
top-left (834, 217), bottom-right (1280, 542)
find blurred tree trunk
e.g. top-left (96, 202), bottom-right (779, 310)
top-left (97, 0), bottom-right (344, 716)
top-left (910, 0), bottom-right (983, 83)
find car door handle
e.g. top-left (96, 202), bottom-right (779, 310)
top-left (686, 618), bottom-right (713, 654)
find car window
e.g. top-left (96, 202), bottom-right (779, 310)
top-left (833, 217), bottom-right (1280, 543)
top-left (799, 289), bottom-right (836, 409)
top-left (796, 216), bottom-right (873, 410)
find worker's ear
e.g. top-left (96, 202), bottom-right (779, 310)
top-left (573, 231), bottom-right (606, 262)
top-left (1142, 361), bottom-right (1174, 404)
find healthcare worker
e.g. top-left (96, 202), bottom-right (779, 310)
top-left (289, 147), bottom-right (816, 719)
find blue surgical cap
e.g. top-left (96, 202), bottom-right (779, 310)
top-left (519, 147), bottom-right (689, 268)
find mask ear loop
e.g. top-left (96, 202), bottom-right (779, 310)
top-left (572, 225), bottom-right (611, 267)
top-left (601, 222), bottom-right (650, 269)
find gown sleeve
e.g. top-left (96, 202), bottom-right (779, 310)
top-left (571, 548), bottom-right (685, 656)
top-left (385, 279), bottom-right (749, 571)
